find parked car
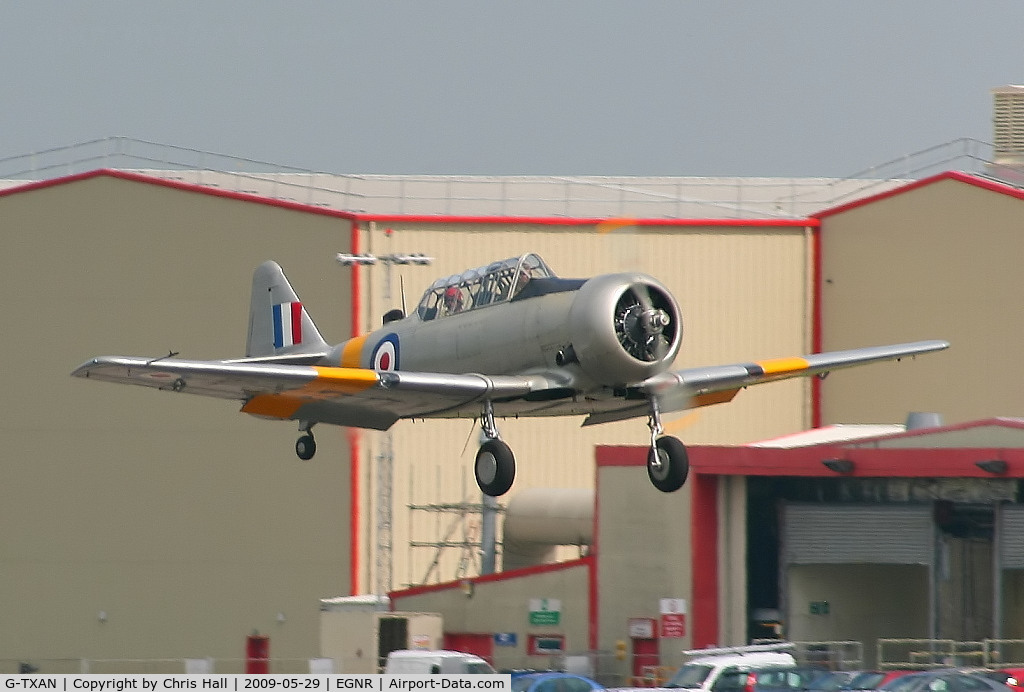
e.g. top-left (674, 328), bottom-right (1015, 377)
top-left (710, 666), bottom-right (828, 692)
top-left (848, 671), bottom-right (919, 691)
top-left (655, 647), bottom-right (798, 692)
top-left (804, 671), bottom-right (858, 692)
top-left (979, 669), bottom-right (1024, 692)
top-left (383, 649), bottom-right (496, 674)
top-left (877, 670), bottom-right (1012, 692)
top-left (512, 673), bottom-right (605, 692)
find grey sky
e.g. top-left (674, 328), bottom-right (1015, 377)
top-left (4, 1), bottom-right (1023, 177)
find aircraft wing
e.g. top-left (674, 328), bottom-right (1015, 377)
top-left (582, 339), bottom-right (950, 426)
top-left (71, 356), bottom-right (540, 431)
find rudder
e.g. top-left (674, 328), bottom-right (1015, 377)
top-left (246, 261), bottom-right (329, 358)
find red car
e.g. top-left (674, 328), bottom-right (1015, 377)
top-left (848, 671), bottom-right (919, 691)
top-left (980, 669), bottom-right (1024, 692)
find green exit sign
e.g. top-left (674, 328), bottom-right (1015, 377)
top-left (809, 601), bottom-right (830, 615)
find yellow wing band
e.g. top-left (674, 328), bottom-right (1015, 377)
top-left (241, 367), bottom-right (378, 419)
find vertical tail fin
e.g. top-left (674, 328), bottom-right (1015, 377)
top-left (246, 261), bottom-right (329, 358)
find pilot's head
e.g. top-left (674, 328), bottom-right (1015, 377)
top-left (515, 269), bottom-right (531, 292)
top-left (444, 286), bottom-right (461, 310)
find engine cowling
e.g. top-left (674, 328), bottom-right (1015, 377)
top-left (567, 273), bottom-right (683, 386)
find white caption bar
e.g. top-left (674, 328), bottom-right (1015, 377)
top-left (0, 676), bottom-right (513, 692)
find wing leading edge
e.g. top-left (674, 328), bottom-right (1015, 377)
top-left (73, 339), bottom-right (948, 431)
top-left (71, 356), bottom-right (539, 431)
top-left (582, 339), bottom-right (950, 426)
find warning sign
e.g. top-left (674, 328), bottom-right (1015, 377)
top-left (661, 613), bottom-right (686, 638)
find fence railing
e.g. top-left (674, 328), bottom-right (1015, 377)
top-left (878, 638), bottom-right (1024, 669)
top-left (2, 137), bottom-right (1021, 221)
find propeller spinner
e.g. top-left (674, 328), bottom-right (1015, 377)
top-left (615, 283), bottom-right (676, 362)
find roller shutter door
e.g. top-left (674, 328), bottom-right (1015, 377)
top-left (1000, 505), bottom-right (1024, 568)
top-left (783, 503), bottom-right (933, 565)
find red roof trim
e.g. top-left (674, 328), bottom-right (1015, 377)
top-left (815, 171), bottom-right (1024, 219)
top-left (691, 445), bottom-right (1024, 478)
top-left (388, 555), bottom-right (593, 600)
top-left (596, 445), bottom-right (648, 467)
top-left (0, 169), bottom-right (815, 229)
top-left (353, 214), bottom-right (816, 228)
top-left (0, 168), bottom-right (366, 220)
top-left (598, 427), bottom-right (1024, 478)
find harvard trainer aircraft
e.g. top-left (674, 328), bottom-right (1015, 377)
top-left (73, 253), bottom-right (948, 497)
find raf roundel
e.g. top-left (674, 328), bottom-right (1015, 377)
top-left (371, 333), bottom-right (400, 372)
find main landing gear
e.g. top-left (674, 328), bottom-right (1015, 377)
top-left (470, 397), bottom-right (688, 497)
top-left (474, 401), bottom-right (516, 497)
top-left (295, 421), bottom-right (316, 461)
top-left (646, 397), bottom-right (689, 492)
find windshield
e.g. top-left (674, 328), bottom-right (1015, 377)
top-left (666, 664), bottom-right (714, 689)
top-left (415, 253), bottom-right (553, 321)
top-left (466, 662), bottom-right (497, 674)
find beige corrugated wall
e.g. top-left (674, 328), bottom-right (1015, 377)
top-left (819, 178), bottom-right (1024, 426)
top-left (0, 176), bottom-right (355, 662)
top-left (0, 172), bottom-right (814, 662)
top-left (356, 221), bottom-right (813, 591)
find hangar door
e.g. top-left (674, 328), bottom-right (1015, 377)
top-left (783, 504), bottom-right (934, 565)
top-left (781, 504), bottom-right (934, 653)
top-left (997, 505), bottom-right (1024, 639)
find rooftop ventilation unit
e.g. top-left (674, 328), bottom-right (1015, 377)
top-left (992, 85), bottom-right (1024, 166)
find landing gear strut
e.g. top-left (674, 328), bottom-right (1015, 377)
top-left (646, 398), bottom-right (689, 492)
top-left (295, 421), bottom-right (316, 461)
top-left (474, 401), bottom-right (516, 497)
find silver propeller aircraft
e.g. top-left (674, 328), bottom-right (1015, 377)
top-left (73, 253), bottom-right (948, 497)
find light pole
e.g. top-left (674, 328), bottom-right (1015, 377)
top-left (336, 249), bottom-right (433, 595)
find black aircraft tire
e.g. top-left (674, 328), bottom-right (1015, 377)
top-left (647, 436), bottom-right (689, 492)
top-left (475, 439), bottom-right (516, 497)
top-left (296, 434), bottom-right (317, 461)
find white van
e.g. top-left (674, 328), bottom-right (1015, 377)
top-left (641, 644), bottom-right (796, 692)
top-left (384, 649), bottom-right (497, 674)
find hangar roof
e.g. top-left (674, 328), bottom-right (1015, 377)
top-left (685, 417), bottom-right (1024, 478)
top-left (598, 419), bottom-right (1024, 479)
top-left (816, 169), bottom-right (1024, 217)
top-left (748, 424), bottom-right (906, 448)
top-left (2, 136), bottom-right (1018, 221)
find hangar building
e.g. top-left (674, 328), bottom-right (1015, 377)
top-left (0, 128), bottom-right (1022, 669)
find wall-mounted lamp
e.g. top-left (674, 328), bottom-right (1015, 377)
top-left (276, 612), bottom-right (287, 624)
top-left (459, 579), bottom-right (474, 598)
top-left (822, 458), bottom-right (855, 474)
top-left (976, 459), bottom-right (1008, 475)
top-left (98, 611), bottom-right (108, 624)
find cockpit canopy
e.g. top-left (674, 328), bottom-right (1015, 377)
top-left (416, 253), bottom-right (553, 321)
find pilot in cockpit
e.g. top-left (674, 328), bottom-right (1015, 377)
top-left (443, 286), bottom-right (464, 314)
top-left (510, 268), bottom-right (531, 298)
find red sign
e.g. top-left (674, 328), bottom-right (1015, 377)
top-left (660, 613), bottom-right (686, 638)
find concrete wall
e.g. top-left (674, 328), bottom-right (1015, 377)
top-left (0, 175), bottom-right (354, 661)
top-left (786, 564), bottom-right (930, 667)
top-left (389, 561), bottom-right (591, 672)
top-left (596, 464), bottom-right (692, 678)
